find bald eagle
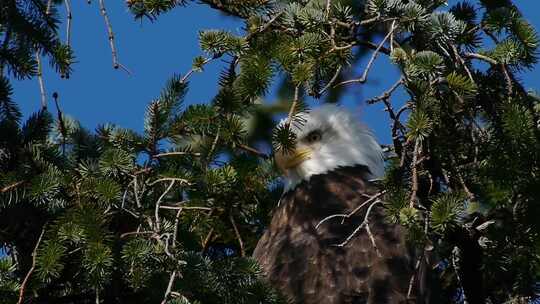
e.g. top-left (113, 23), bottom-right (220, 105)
top-left (254, 104), bottom-right (427, 304)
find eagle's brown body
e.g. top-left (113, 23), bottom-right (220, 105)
top-left (253, 165), bottom-right (426, 304)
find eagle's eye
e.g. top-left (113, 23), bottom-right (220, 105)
top-left (305, 130), bottom-right (322, 143)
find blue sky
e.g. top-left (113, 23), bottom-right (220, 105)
top-left (9, 0), bottom-right (540, 145)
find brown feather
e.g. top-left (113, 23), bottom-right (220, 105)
top-left (253, 166), bottom-right (427, 304)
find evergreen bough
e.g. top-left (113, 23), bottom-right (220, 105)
top-left (1, 0), bottom-right (540, 303)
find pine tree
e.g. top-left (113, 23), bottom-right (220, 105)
top-left (2, 0), bottom-right (540, 303)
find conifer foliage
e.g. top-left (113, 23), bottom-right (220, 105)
top-left (1, 0), bottom-right (540, 303)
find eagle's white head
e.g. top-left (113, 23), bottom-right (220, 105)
top-left (274, 104), bottom-right (385, 192)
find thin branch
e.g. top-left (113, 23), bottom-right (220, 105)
top-left (335, 200), bottom-right (382, 250)
top-left (450, 156), bottom-right (475, 201)
top-left (364, 222), bottom-right (381, 257)
top-left (120, 231), bottom-right (156, 238)
top-left (65, 0), bottom-right (72, 47)
top-left (201, 227), bottom-right (215, 252)
top-left (133, 175), bottom-right (141, 208)
top-left (180, 56), bottom-right (214, 83)
top-left (287, 85), bottom-right (300, 123)
top-left (334, 21), bottom-right (396, 87)
top-left (237, 144), bottom-right (269, 159)
top-left (98, 0), bottom-right (130, 74)
top-left (318, 66), bottom-right (342, 96)
top-left (160, 205), bottom-right (212, 211)
top-left (316, 190), bottom-right (386, 229)
top-left (407, 256), bottom-right (423, 299)
top-left (229, 214), bottom-right (245, 257)
top-left (148, 177), bottom-right (191, 186)
top-left (155, 180), bottom-right (175, 231)
top-left (463, 52), bottom-right (497, 65)
top-left (358, 15), bottom-right (385, 26)
top-left (1, 181), bottom-right (24, 193)
top-left (366, 77), bottom-right (403, 104)
top-left (409, 138), bottom-right (421, 208)
top-left (245, 11), bottom-right (284, 41)
top-left (46, 0), bottom-right (53, 15)
top-left (451, 44), bottom-right (475, 85)
top-left (356, 40), bottom-right (391, 55)
top-left (161, 271), bottom-right (177, 304)
top-left (172, 208), bottom-right (182, 247)
top-left (53, 92), bottom-right (67, 154)
top-left (17, 225), bottom-right (46, 304)
top-left (154, 151), bottom-right (201, 158)
top-left (500, 64), bottom-right (513, 97)
top-left (324, 0), bottom-right (331, 18)
top-left (35, 50), bottom-right (47, 109)
top-left (207, 124), bottom-right (221, 161)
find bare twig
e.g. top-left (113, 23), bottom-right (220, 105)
top-left (334, 21), bottom-right (396, 87)
top-left (120, 230), bottom-right (156, 238)
top-left (463, 52), bottom-right (497, 65)
top-left (409, 138), bottom-right (421, 208)
top-left (450, 156), bottom-right (475, 201)
top-left (133, 175), bottom-right (141, 208)
top-left (35, 50), bottom-right (47, 109)
top-left (500, 64), bottom-right (513, 97)
top-left (367, 77), bottom-right (403, 104)
top-left (46, 0), bottom-right (53, 15)
top-left (318, 66), bottom-right (342, 96)
top-left (201, 227), bottom-right (215, 252)
top-left (1, 181), bottom-right (24, 193)
top-left (65, 0), bottom-right (72, 47)
top-left (148, 177), bottom-right (191, 186)
top-left (172, 209), bottom-right (182, 247)
top-left (364, 222), bottom-right (381, 257)
top-left (356, 40), bottom-right (391, 55)
top-left (358, 14), bottom-right (383, 26)
top-left (17, 225), bottom-right (46, 304)
top-left (335, 199), bottom-right (382, 251)
top-left (154, 151), bottom-right (201, 158)
top-left (98, 0), bottom-right (130, 74)
top-left (160, 205), bottom-right (212, 211)
top-left (53, 92), bottom-right (67, 154)
top-left (237, 144), bottom-right (269, 159)
top-left (229, 214), bottom-right (245, 257)
top-left (451, 44), bottom-right (474, 84)
top-left (180, 56), bottom-right (214, 83)
top-left (155, 180), bottom-right (175, 231)
top-left (316, 190), bottom-right (386, 229)
top-left (407, 256), bottom-right (423, 299)
top-left (287, 85), bottom-right (300, 123)
top-left (161, 271), bottom-right (177, 304)
top-left (324, 0), bottom-right (331, 18)
top-left (245, 11), bottom-right (284, 41)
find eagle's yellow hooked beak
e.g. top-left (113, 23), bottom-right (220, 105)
top-left (275, 148), bottom-right (312, 174)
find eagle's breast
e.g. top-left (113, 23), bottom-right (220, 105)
top-left (253, 165), bottom-right (425, 304)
